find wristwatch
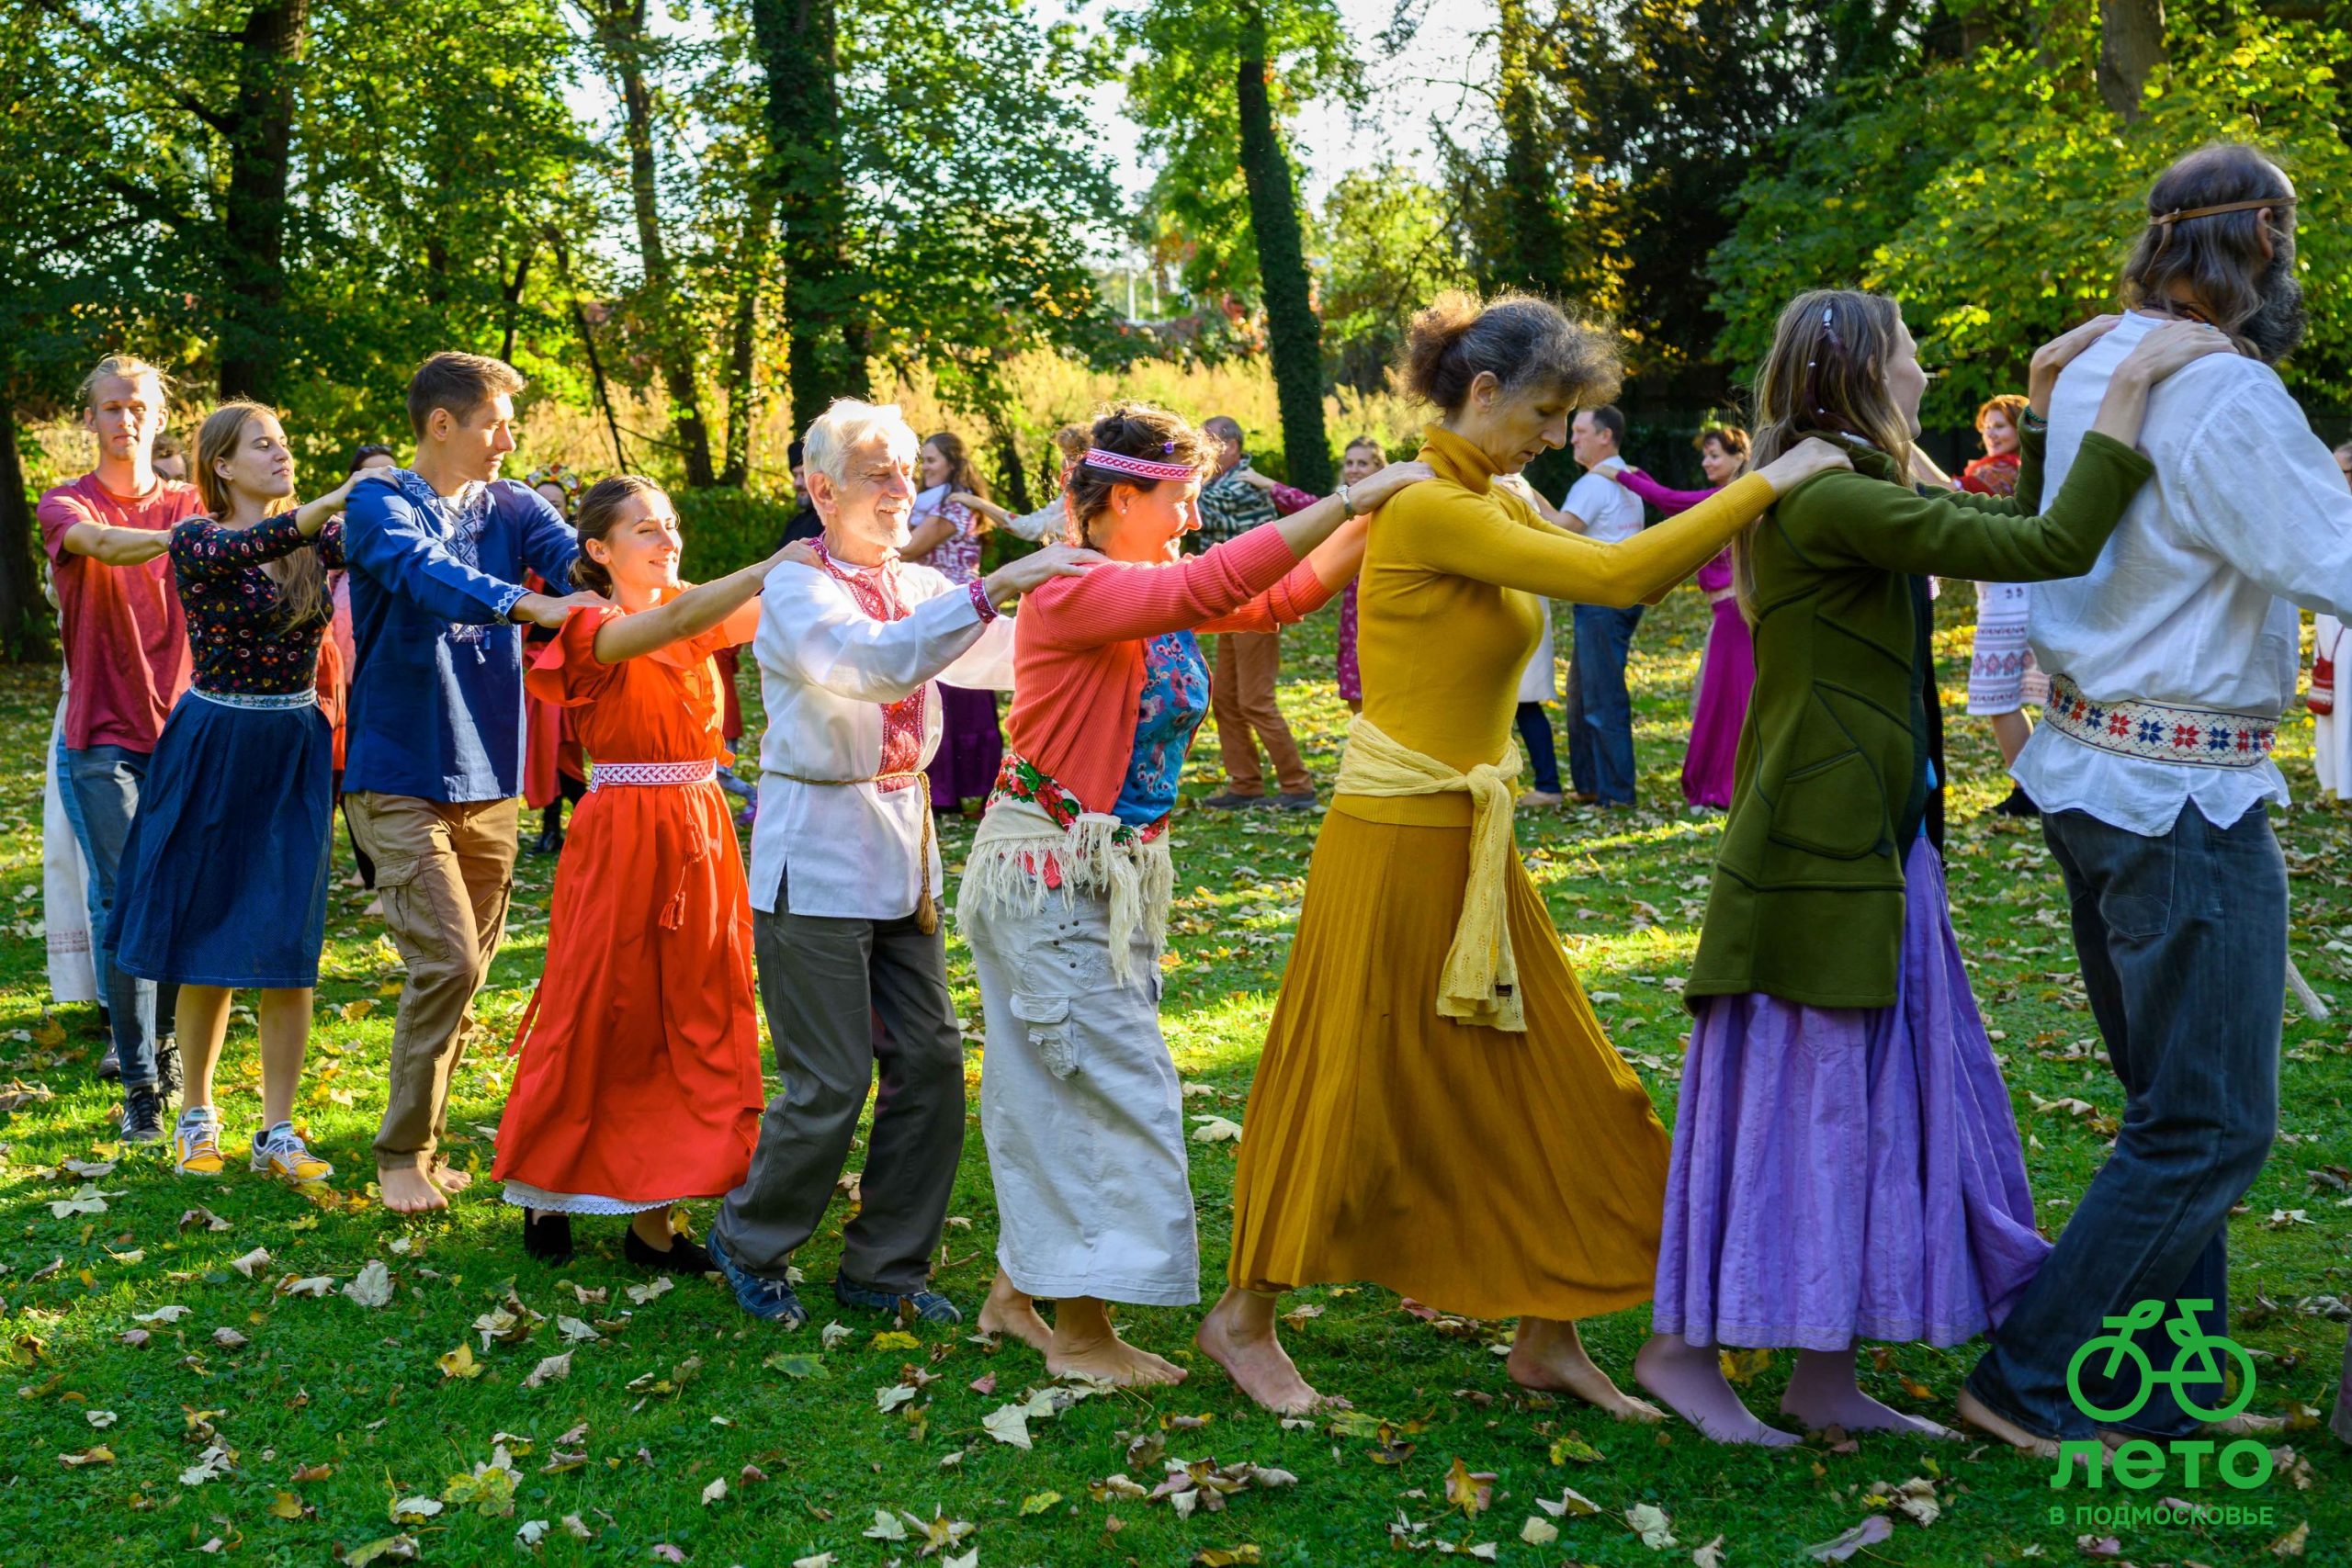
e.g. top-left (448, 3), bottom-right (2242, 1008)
top-left (1336, 481), bottom-right (1353, 515)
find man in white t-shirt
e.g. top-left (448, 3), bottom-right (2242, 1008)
top-left (1557, 406), bottom-right (1647, 806)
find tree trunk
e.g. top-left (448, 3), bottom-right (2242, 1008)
top-left (751, 0), bottom-right (866, 432)
top-left (2098, 0), bottom-right (2166, 118)
top-left (216, 0), bottom-right (307, 401)
top-left (718, 187), bottom-right (775, 489)
top-left (548, 230), bottom-right (630, 473)
top-left (1235, 4), bottom-right (1331, 493)
top-left (498, 237), bottom-right (536, 366)
top-left (0, 409), bottom-right (47, 660)
top-left (594, 0), bottom-right (716, 486)
top-left (1493, 0), bottom-right (1571, 299)
top-left (989, 409), bottom-right (1033, 514)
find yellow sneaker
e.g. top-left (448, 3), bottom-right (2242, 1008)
top-left (251, 1122), bottom-right (333, 1183)
top-left (175, 1110), bottom-right (226, 1177)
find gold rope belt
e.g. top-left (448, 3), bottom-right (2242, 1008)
top-left (772, 770), bottom-right (939, 934)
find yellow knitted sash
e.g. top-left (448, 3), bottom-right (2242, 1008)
top-left (1332, 716), bottom-right (1525, 1032)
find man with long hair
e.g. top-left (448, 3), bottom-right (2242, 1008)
top-left (1961, 143), bottom-right (2347, 1453)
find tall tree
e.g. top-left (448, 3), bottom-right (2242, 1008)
top-left (2098, 0), bottom-right (2167, 117)
top-left (750, 0), bottom-right (865, 430)
top-left (1120, 0), bottom-right (1357, 483)
top-left (1235, 3), bottom-right (1331, 491)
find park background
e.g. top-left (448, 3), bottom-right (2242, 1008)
top-left (4, 0), bottom-right (2352, 1562)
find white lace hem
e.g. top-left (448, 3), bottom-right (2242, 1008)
top-left (502, 1180), bottom-right (681, 1216)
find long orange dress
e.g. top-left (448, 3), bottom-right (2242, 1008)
top-left (492, 601), bottom-right (763, 1211)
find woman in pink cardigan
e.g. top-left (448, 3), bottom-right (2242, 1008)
top-left (1613, 426), bottom-right (1753, 809)
top-left (958, 403), bottom-right (1429, 1386)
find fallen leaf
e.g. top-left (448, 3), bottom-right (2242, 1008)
top-left (864, 1510), bottom-right (909, 1540)
top-left (1444, 1458), bottom-right (1495, 1516)
top-left (1021, 1490), bottom-right (1063, 1515)
top-left (437, 1342), bottom-right (484, 1380)
top-left (1190, 1114), bottom-right (1243, 1144)
top-left (871, 1329), bottom-right (920, 1351)
top-left (982, 1401), bottom-right (1034, 1449)
top-left (179, 1207), bottom-right (230, 1233)
top-left (1719, 1347), bottom-right (1773, 1385)
top-left (1191, 1550), bottom-right (1261, 1567)
top-left (228, 1247), bottom-right (274, 1278)
top-left (820, 1320), bottom-right (851, 1349)
top-left (700, 1476), bottom-right (726, 1506)
top-left (268, 1490), bottom-right (308, 1520)
top-left (556, 1314), bottom-right (600, 1343)
top-left (390, 1496), bottom-right (443, 1524)
top-left (1693, 1534), bottom-right (1726, 1568)
top-left (1806, 1516), bottom-right (1895, 1562)
top-left (1537, 1487), bottom-right (1600, 1518)
top-left (1091, 1473), bottom-right (1150, 1501)
top-left (2272, 1520), bottom-right (2309, 1558)
top-left (58, 1445), bottom-right (114, 1467)
top-left (179, 1443), bottom-right (234, 1485)
top-left (85, 1409), bottom-right (117, 1428)
top-left (343, 1261), bottom-right (394, 1308)
top-left (46, 1183), bottom-right (111, 1218)
top-left (1625, 1502), bottom-right (1677, 1551)
top-left (625, 1277), bottom-right (673, 1306)
top-left (211, 1326), bottom-right (248, 1349)
top-left (765, 1352), bottom-right (827, 1379)
top-left (342, 1536), bottom-right (420, 1566)
top-left (1520, 1517), bottom-right (1558, 1546)
top-left (515, 1518), bottom-right (549, 1548)
top-left (790, 1556), bottom-right (835, 1568)
top-left (133, 1303), bottom-right (191, 1325)
top-left (561, 1514), bottom-right (591, 1539)
top-left (1548, 1435), bottom-right (1604, 1465)
top-left (522, 1351), bottom-right (572, 1390)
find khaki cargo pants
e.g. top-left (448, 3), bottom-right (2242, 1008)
top-left (344, 793), bottom-right (519, 1174)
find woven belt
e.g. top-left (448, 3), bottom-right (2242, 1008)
top-left (2042, 673), bottom-right (2278, 769)
top-left (190, 686), bottom-right (318, 711)
top-left (773, 769), bottom-right (940, 934)
top-left (588, 760), bottom-right (718, 790)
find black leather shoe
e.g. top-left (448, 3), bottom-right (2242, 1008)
top-left (626, 1227), bottom-right (716, 1277)
top-left (521, 1207), bottom-right (574, 1263)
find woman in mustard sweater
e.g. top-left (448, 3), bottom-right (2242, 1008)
top-left (1637, 292), bottom-right (2229, 1447)
top-left (1199, 292), bottom-right (1852, 1416)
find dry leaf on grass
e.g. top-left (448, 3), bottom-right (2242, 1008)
top-left (1624, 1502), bottom-right (1676, 1551)
top-left (228, 1247), bottom-right (273, 1278)
top-left (522, 1351), bottom-right (573, 1390)
top-left (436, 1343), bottom-right (483, 1380)
top-left (343, 1261), bottom-right (393, 1308)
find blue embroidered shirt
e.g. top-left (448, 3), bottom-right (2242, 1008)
top-left (342, 469), bottom-right (580, 803)
top-left (1111, 630), bottom-right (1210, 827)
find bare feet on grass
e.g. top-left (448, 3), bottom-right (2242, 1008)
top-left (1955, 1387), bottom-right (2060, 1459)
top-left (1780, 1348), bottom-right (1958, 1439)
top-left (379, 1165), bottom-right (447, 1214)
top-left (1198, 1288), bottom-right (1321, 1415)
top-left (977, 1269), bottom-right (1054, 1353)
top-left (429, 1162), bottom-right (473, 1195)
top-left (1631, 1333), bottom-right (1798, 1446)
top-left (1046, 1298), bottom-right (1187, 1388)
top-left (1510, 1317), bottom-right (1667, 1424)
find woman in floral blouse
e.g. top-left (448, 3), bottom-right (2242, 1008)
top-left (108, 400), bottom-right (372, 1183)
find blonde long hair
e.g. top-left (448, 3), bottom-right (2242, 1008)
top-left (195, 400), bottom-right (328, 629)
top-left (1733, 290), bottom-right (1915, 622)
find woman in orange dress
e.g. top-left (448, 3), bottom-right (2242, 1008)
top-left (492, 475), bottom-right (811, 1271)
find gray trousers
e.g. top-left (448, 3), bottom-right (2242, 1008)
top-left (711, 882), bottom-right (967, 1292)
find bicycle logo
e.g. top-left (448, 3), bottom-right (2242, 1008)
top-left (2065, 1299), bottom-right (2257, 1425)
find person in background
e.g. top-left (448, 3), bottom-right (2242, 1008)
top-left (1951, 394), bottom-right (2046, 819)
top-left (1333, 435), bottom-right (1385, 715)
top-left (905, 432), bottom-right (1004, 814)
top-left (2312, 439), bottom-right (2352, 803)
top-left (1195, 417), bottom-right (1318, 810)
top-left (1613, 425), bottom-right (1755, 810)
top-left (340, 351), bottom-right (598, 1213)
top-left (151, 432), bottom-right (188, 485)
top-left (40, 354), bottom-right (199, 1137)
top-left (111, 400), bottom-right (376, 1181)
top-left (1558, 405), bottom-right (1646, 807)
top-left (523, 462), bottom-right (590, 855)
top-left (1497, 470), bottom-right (1579, 808)
top-left (325, 444), bottom-right (398, 901)
top-left (780, 439), bottom-right (823, 547)
top-left (954, 425), bottom-right (1091, 543)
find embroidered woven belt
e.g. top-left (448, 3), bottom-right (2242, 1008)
top-left (588, 760), bottom-right (718, 790)
top-left (190, 686), bottom-right (318, 711)
top-left (2043, 673), bottom-right (2278, 769)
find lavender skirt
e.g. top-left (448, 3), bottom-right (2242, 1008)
top-left (1653, 838), bottom-right (2050, 1349)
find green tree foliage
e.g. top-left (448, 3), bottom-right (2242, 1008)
top-left (1710, 12), bottom-right (2352, 420)
top-left (1318, 167), bottom-right (1473, 392)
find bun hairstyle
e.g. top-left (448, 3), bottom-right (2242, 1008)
top-left (1401, 290), bottom-right (1621, 414)
top-left (1063, 403), bottom-right (1211, 547)
top-left (195, 400), bottom-right (328, 629)
top-left (570, 474), bottom-right (666, 595)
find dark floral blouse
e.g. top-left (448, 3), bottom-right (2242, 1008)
top-left (170, 512), bottom-right (346, 695)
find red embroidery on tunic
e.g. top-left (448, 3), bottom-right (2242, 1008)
top-left (813, 540), bottom-right (927, 793)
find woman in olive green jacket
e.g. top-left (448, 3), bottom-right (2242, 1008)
top-left (1634, 289), bottom-right (2233, 1448)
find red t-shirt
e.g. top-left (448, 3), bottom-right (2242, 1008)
top-left (39, 472), bottom-right (203, 751)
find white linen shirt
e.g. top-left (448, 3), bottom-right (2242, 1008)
top-left (749, 559), bottom-right (1014, 919)
top-left (2019, 310), bottom-right (2352, 836)
top-left (1563, 459), bottom-right (1643, 545)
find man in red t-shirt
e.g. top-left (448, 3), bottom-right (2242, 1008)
top-left (39, 355), bottom-right (200, 1143)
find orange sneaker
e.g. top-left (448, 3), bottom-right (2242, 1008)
top-left (251, 1122), bottom-right (333, 1183)
top-left (175, 1109), bottom-right (226, 1177)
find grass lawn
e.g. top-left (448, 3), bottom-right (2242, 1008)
top-left (0, 584), bottom-right (2346, 1567)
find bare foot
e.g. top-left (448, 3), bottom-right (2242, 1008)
top-left (977, 1269), bottom-right (1054, 1354)
top-left (1048, 1333), bottom-right (1188, 1387)
top-left (379, 1165), bottom-right (448, 1214)
top-left (1781, 1348), bottom-right (1959, 1439)
top-left (1197, 1288), bottom-right (1321, 1416)
top-left (1631, 1333), bottom-right (1798, 1446)
top-left (1955, 1387), bottom-right (2061, 1460)
top-left (1511, 1319), bottom-right (1667, 1424)
top-left (429, 1162), bottom-right (473, 1195)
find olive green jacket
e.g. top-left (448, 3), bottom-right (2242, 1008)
top-left (1685, 427), bottom-right (2154, 1010)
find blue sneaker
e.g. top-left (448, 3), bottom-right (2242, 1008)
top-left (834, 1274), bottom-right (963, 1325)
top-left (707, 1230), bottom-right (808, 1327)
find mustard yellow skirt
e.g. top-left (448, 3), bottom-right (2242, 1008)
top-left (1227, 797), bottom-right (1668, 1322)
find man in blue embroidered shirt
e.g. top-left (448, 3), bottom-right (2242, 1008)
top-left (343, 352), bottom-right (599, 1214)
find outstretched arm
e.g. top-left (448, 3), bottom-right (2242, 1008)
top-left (590, 541), bottom-right (820, 664)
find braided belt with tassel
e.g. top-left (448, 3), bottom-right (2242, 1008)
top-left (775, 770), bottom-right (941, 934)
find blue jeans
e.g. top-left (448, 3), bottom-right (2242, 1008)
top-left (53, 731), bottom-right (109, 1008)
top-left (1515, 703), bottom-right (1561, 795)
top-left (63, 744), bottom-right (178, 1093)
top-left (1566, 604), bottom-right (1643, 805)
top-left (1965, 804), bottom-right (2284, 1440)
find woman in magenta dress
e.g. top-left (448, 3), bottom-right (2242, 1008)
top-left (905, 432), bottom-right (1005, 813)
top-left (1332, 435), bottom-right (1384, 712)
top-left (1614, 426), bottom-right (1753, 809)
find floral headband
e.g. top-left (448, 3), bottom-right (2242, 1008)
top-left (526, 462), bottom-right (582, 498)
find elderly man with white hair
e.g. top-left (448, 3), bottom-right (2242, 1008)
top-left (707, 398), bottom-right (1097, 1328)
